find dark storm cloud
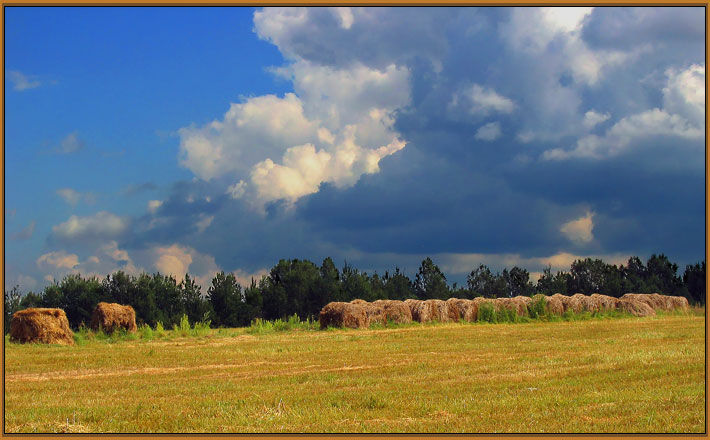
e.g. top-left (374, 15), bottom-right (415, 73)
top-left (121, 7), bottom-right (708, 277)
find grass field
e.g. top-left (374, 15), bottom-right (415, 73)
top-left (4, 312), bottom-right (706, 433)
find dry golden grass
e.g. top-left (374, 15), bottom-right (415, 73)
top-left (4, 313), bottom-right (705, 433)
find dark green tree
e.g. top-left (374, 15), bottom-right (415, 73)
top-left (341, 263), bottom-right (374, 302)
top-left (414, 258), bottom-right (449, 299)
top-left (384, 267), bottom-right (414, 300)
top-left (645, 254), bottom-right (683, 295)
top-left (683, 261), bottom-right (706, 305)
top-left (4, 286), bottom-right (22, 334)
top-left (467, 265), bottom-right (495, 297)
top-left (207, 271), bottom-right (242, 327)
top-left (180, 273), bottom-right (212, 324)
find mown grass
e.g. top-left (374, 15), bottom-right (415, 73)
top-left (4, 311), bottom-right (705, 433)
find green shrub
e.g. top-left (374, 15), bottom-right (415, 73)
top-left (139, 324), bottom-right (154, 340)
top-left (179, 314), bottom-right (191, 337)
top-left (155, 321), bottom-right (166, 338)
top-left (477, 302), bottom-right (496, 323)
top-left (192, 319), bottom-right (211, 337)
top-left (495, 307), bottom-right (518, 323)
top-left (528, 295), bottom-right (547, 319)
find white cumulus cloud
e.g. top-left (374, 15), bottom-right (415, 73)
top-left (475, 122), bottom-right (503, 141)
top-left (51, 211), bottom-right (129, 242)
top-left (560, 211), bottom-right (595, 244)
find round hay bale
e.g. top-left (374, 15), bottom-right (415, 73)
top-left (350, 299), bottom-right (368, 305)
top-left (590, 294), bottom-right (619, 312)
top-left (372, 300), bottom-right (413, 324)
top-left (617, 298), bottom-right (656, 317)
top-left (446, 298), bottom-right (477, 322)
top-left (620, 293), bottom-right (658, 311)
top-left (424, 299), bottom-right (450, 322)
top-left (494, 297), bottom-right (528, 316)
top-left (550, 294), bottom-right (572, 313)
top-left (567, 294), bottom-right (587, 313)
top-left (543, 295), bottom-right (564, 315)
top-left (511, 296), bottom-right (531, 316)
top-left (10, 308), bottom-right (74, 345)
top-left (405, 299), bottom-right (436, 323)
top-left (668, 295), bottom-right (690, 311)
top-left (319, 302), bottom-right (368, 329)
top-left (360, 301), bottom-right (386, 326)
top-left (89, 302), bottom-right (137, 333)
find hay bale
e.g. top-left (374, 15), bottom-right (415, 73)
top-left (10, 308), bottom-right (74, 345)
top-left (424, 299), bottom-right (450, 322)
top-left (511, 296), bottom-right (531, 316)
top-left (543, 295), bottom-right (564, 315)
top-left (668, 295), bottom-right (690, 311)
top-left (319, 302), bottom-right (368, 329)
top-left (446, 298), bottom-right (477, 322)
top-left (617, 298), bottom-right (656, 317)
top-left (494, 297), bottom-right (530, 316)
top-left (404, 299), bottom-right (448, 322)
top-left (567, 294), bottom-right (587, 313)
top-left (359, 301), bottom-right (386, 326)
top-left (350, 299), bottom-right (368, 305)
top-left (372, 300), bottom-right (413, 324)
top-left (621, 293), bottom-right (687, 312)
top-left (590, 294), bottom-right (619, 312)
top-left (89, 302), bottom-right (137, 333)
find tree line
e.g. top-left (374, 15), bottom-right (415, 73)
top-left (4, 254), bottom-right (705, 332)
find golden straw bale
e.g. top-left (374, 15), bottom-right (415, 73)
top-left (350, 299), bottom-right (368, 305)
top-left (404, 299), bottom-right (430, 323)
top-left (446, 298), bottom-right (477, 322)
top-left (550, 294), bottom-right (572, 312)
top-left (89, 302), bottom-right (137, 333)
top-left (567, 294), bottom-right (588, 313)
top-left (622, 293), bottom-right (690, 312)
top-left (511, 296), bottom-right (532, 316)
top-left (360, 302), bottom-right (386, 326)
top-left (494, 297), bottom-right (529, 316)
top-left (10, 308), bottom-right (74, 345)
top-left (668, 295), bottom-right (690, 310)
top-left (617, 298), bottom-right (656, 317)
top-left (373, 300), bottom-right (413, 324)
top-left (425, 299), bottom-right (450, 322)
top-left (590, 294), bottom-right (619, 312)
top-left (319, 302), bottom-right (369, 329)
top-left (543, 295), bottom-right (564, 315)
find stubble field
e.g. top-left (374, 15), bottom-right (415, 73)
top-left (4, 313), bottom-right (706, 433)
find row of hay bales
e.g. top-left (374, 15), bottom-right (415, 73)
top-left (9, 302), bottom-right (137, 345)
top-left (319, 293), bottom-right (690, 329)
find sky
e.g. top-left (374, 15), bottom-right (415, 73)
top-left (4, 6), bottom-right (706, 293)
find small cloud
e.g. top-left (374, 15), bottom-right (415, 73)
top-left (37, 251), bottom-right (80, 271)
top-left (226, 180), bottom-right (247, 199)
top-left (7, 70), bottom-right (41, 91)
top-left (195, 214), bottom-right (215, 234)
top-left (475, 122), bottom-right (502, 141)
top-left (147, 200), bottom-right (163, 214)
top-left (560, 211), bottom-right (595, 244)
top-left (56, 188), bottom-right (97, 206)
top-left (583, 110), bottom-right (611, 129)
top-left (57, 132), bottom-right (85, 154)
top-left (56, 188), bottom-right (81, 206)
top-left (51, 211), bottom-right (129, 243)
top-left (467, 84), bottom-right (516, 116)
top-left (11, 221), bottom-right (36, 240)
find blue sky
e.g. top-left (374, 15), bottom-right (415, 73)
top-left (5, 7), bottom-right (706, 292)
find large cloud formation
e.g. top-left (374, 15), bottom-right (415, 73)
top-left (18, 7), bottom-right (704, 291)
